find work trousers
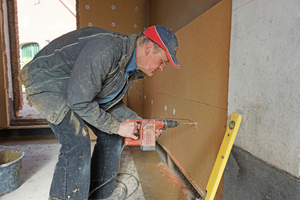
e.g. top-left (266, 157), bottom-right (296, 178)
top-left (47, 110), bottom-right (123, 200)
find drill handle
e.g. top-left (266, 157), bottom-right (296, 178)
top-left (124, 119), bottom-right (143, 146)
top-left (124, 138), bottom-right (141, 146)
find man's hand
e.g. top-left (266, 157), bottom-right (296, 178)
top-left (155, 129), bottom-right (163, 139)
top-left (117, 121), bottom-right (139, 140)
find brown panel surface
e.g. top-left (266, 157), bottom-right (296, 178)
top-left (144, 92), bottom-right (227, 195)
top-left (144, 0), bottom-right (232, 196)
top-left (78, 0), bottom-right (149, 34)
top-left (126, 79), bottom-right (144, 117)
top-left (150, 0), bottom-right (221, 32)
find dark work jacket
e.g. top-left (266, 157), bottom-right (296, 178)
top-left (19, 27), bottom-right (144, 134)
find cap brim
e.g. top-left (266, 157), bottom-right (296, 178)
top-left (166, 51), bottom-right (180, 69)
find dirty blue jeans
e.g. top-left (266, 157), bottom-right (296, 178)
top-left (47, 110), bottom-right (123, 200)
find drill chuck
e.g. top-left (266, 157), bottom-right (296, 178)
top-left (162, 117), bottom-right (196, 129)
top-left (166, 119), bottom-right (179, 128)
top-left (162, 117), bottom-right (179, 129)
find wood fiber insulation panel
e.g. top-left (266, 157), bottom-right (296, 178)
top-left (144, 92), bottom-right (227, 198)
top-left (78, 0), bottom-right (149, 35)
top-left (144, 0), bottom-right (232, 196)
top-left (150, 0), bottom-right (221, 32)
top-left (126, 79), bottom-right (145, 117)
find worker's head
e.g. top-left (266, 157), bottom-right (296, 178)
top-left (136, 25), bottom-right (180, 76)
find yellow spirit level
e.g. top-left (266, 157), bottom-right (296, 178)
top-left (204, 112), bottom-right (242, 200)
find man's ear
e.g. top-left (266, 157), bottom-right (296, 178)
top-left (145, 42), bottom-right (153, 55)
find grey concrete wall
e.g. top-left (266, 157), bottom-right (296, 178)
top-left (228, 0), bottom-right (300, 178)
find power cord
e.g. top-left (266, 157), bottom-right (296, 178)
top-left (117, 172), bottom-right (139, 199)
top-left (88, 145), bottom-right (139, 199)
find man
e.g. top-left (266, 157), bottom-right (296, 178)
top-left (19, 25), bottom-right (180, 200)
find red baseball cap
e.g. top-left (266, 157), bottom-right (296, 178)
top-left (143, 25), bottom-right (180, 69)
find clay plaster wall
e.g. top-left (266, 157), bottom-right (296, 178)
top-left (228, 0), bottom-right (300, 178)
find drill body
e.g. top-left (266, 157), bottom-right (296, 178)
top-left (124, 118), bottom-right (179, 151)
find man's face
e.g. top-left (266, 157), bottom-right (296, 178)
top-left (136, 43), bottom-right (169, 76)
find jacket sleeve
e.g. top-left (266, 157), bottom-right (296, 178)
top-left (107, 101), bottom-right (142, 121)
top-left (66, 40), bottom-right (122, 134)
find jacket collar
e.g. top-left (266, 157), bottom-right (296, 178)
top-left (123, 34), bottom-right (145, 78)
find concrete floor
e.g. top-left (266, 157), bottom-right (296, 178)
top-left (0, 137), bottom-right (197, 200)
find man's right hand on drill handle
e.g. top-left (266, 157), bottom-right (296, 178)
top-left (117, 121), bottom-right (139, 140)
top-left (155, 129), bottom-right (163, 139)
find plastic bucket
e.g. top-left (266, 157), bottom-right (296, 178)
top-left (0, 148), bottom-right (25, 196)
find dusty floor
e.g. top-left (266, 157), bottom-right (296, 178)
top-left (0, 137), bottom-right (198, 200)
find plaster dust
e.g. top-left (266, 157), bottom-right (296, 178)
top-left (129, 146), bottom-right (196, 200)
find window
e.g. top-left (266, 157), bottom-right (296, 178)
top-left (20, 43), bottom-right (40, 68)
